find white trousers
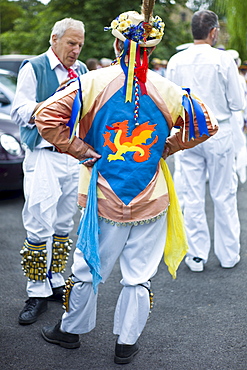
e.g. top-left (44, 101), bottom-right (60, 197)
top-left (22, 148), bottom-right (79, 297)
top-left (61, 215), bottom-right (167, 344)
top-left (180, 123), bottom-right (240, 267)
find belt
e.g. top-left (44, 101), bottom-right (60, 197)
top-left (43, 147), bottom-right (59, 152)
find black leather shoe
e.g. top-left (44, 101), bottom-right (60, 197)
top-left (48, 286), bottom-right (65, 302)
top-left (19, 298), bottom-right (48, 325)
top-left (114, 342), bottom-right (140, 364)
top-left (41, 321), bottom-right (80, 349)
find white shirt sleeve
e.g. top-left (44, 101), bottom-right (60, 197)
top-left (225, 57), bottom-right (246, 112)
top-left (11, 62), bottom-right (38, 128)
top-left (166, 56), bottom-right (176, 83)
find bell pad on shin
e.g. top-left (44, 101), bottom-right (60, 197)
top-left (62, 275), bottom-right (75, 312)
top-left (51, 235), bottom-right (73, 274)
top-left (20, 239), bottom-right (47, 282)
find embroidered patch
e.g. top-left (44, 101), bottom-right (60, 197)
top-left (103, 120), bottom-right (158, 162)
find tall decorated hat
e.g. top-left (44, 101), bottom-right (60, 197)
top-left (104, 0), bottom-right (165, 123)
top-left (108, 4), bottom-right (165, 47)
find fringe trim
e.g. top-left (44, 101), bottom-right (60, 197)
top-left (98, 208), bottom-right (168, 227)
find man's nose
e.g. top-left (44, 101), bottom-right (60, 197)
top-left (73, 44), bottom-right (81, 54)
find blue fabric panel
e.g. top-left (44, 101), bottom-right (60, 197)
top-left (83, 88), bottom-right (170, 205)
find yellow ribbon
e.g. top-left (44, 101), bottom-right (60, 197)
top-left (125, 41), bottom-right (136, 102)
top-left (160, 158), bottom-right (188, 279)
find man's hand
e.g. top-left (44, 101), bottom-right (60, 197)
top-left (79, 147), bottom-right (101, 167)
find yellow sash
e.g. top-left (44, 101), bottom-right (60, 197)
top-left (160, 158), bottom-right (188, 279)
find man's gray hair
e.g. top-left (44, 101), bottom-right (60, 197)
top-left (49, 18), bottom-right (85, 45)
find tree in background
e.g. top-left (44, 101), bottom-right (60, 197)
top-left (1, 0), bottom-right (245, 61)
top-left (0, 0), bottom-right (190, 61)
top-left (0, 0), bottom-right (46, 54)
top-left (0, 0), bottom-right (23, 34)
top-left (215, 0), bottom-right (247, 61)
top-left (187, 0), bottom-right (247, 61)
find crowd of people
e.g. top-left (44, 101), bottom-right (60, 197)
top-left (11, 1), bottom-right (246, 366)
top-left (86, 57), bottom-right (112, 70)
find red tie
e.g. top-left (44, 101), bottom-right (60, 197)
top-left (67, 68), bottom-right (78, 79)
top-left (52, 48), bottom-right (78, 79)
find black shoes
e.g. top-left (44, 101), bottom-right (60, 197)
top-left (114, 342), bottom-right (140, 364)
top-left (41, 321), bottom-right (80, 349)
top-left (48, 286), bottom-right (65, 302)
top-left (41, 323), bottom-right (138, 361)
top-left (19, 298), bottom-right (48, 325)
top-left (19, 286), bottom-right (64, 325)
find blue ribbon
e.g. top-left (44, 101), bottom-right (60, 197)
top-left (182, 88), bottom-right (209, 140)
top-left (182, 94), bottom-right (195, 140)
top-left (190, 96), bottom-right (209, 137)
top-left (66, 77), bottom-right (82, 138)
top-left (76, 161), bottom-right (102, 293)
top-left (120, 39), bottom-right (135, 98)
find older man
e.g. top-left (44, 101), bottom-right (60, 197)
top-left (11, 18), bottom-right (88, 325)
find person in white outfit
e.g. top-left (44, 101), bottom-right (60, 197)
top-left (226, 50), bottom-right (247, 184)
top-left (166, 10), bottom-right (245, 272)
top-left (34, 3), bottom-right (218, 365)
top-left (11, 18), bottom-right (88, 324)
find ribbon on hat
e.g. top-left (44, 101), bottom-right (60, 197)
top-left (120, 39), bottom-right (149, 106)
top-left (120, 39), bottom-right (137, 102)
top-left (135, 44), bottom-right (148, 95)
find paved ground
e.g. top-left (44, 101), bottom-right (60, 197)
top-left (0, 157), bottom-right (246, 370)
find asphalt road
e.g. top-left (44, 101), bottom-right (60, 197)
top-left (0, 157), bottom-right (246, 370)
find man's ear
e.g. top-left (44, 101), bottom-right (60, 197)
top-left (52, 34), bottom-right (58, 45)
top-left (209, 28), bottom-right (217, 44)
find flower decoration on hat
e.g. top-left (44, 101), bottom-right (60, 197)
top-left (105, 11), bottom-right (165, 47)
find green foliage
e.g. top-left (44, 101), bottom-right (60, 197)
top-left (0, 0), bottom-right (23, 33)
top-left (214, 0), bottom-right (247, 60)
top-left (154, 1), bottom-right (192, 60)
top-left (0, 0), bottom-right (191, 61)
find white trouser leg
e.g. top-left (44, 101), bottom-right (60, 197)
top-left (22, 149), bottom-right (79, 297)
top-left (61, 215), bottom-right (167, 339)
top-left (113, 216), bottom-right (167, 344)
top-left (173, 151), bottom-right (185, 210)
top-left (181, 124), bottom-right (241, 266)
top-left (180, 147), bottom-right (210, 262)
top-left (207, 127), bottom-right (240, 267)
